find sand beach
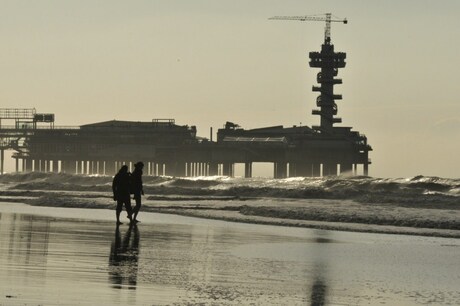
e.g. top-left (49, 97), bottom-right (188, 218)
top-left (1, 201), bottom-right (459, 305)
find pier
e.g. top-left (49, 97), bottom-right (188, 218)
top-left (0, 35), bottom-right (371, 177)
top-left (0, 111), bottom-right (371, 177)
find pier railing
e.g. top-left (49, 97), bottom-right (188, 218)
top-left (0, 108), bottom-right (36, 119)
top-left (0, 125), bottom-right (80, 130)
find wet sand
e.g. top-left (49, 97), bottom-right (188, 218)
top-left (0, 202), bottom-right (459, 305)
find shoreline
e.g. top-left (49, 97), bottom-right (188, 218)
top-left (2, 201), bottom-right (459, 305)
top-left (148, 208), bottom-right (460, 239)
top-left (0, 173), bottom-right (459, 240)
top-left (2, 200), bottom-right (459, 239)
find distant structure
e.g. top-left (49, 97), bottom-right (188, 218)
top-left (0, 15), bottom-right (371, 177)
top-left (269, 13), bottom-right (348, 131)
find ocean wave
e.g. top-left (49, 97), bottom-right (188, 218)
top-left (1, 173), bottom-right (459, 206)
top-left (147, 195), bottom-right (241, 201)
top-left (164, 178), bottom-right (222, 188)
top-left (239, 205), bottom-right (460, 230)
top-left (11, 182), bottom-right (111, 192)
top-left (0, 172), bottom-right (172, 185)
top-left (1, 172), bottom-right (458, 237)
top-left (15, 194), bottom-right (459, 235)
top-left (0, 172), bottom-right (111, 185)
top-left (23, 194), bottom-right (110, 209)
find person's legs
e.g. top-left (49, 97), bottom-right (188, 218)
top-left (132, 193), bottom-right (141, 222)
top-left (124, 196), bottom-right (133, 222)
top-left (116, 201), bottom-right (123, 224)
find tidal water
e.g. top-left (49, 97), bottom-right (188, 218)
top-left (0, 203), bottom-right (459, 305)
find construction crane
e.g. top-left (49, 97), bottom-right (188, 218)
top-left (269, 13), bottom-right (347, 44)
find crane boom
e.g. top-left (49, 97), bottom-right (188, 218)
top-left (269, 13), bottom-right (347, 44)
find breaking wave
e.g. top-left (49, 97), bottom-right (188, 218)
top-left (0, 172), bottom-right (459, 206)
top-left (1, 172), bottom-right (459, 236)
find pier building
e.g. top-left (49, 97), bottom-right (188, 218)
top-left (0, 27), bottom-right (371, 177)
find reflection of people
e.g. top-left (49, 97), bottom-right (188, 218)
top-left (310, 278), bottom-right (327, 306)
top-left (131, 162), bottom-right (144, 223)
top-left (112, 165), bottom-right (133, 224)
top-left (309, 233), bottom-right (329, 306)
top-left (108, 224), bottom-right (140, 290)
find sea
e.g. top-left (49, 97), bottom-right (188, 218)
top-left (0, 172), bottom-right (459, 305)
top-left (0, 172), bottom-right (458, 237)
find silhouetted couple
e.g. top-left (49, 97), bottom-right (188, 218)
top-left (112, 162), bottom-right (144, 224)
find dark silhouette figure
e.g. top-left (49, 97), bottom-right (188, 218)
top-left (108, 223), bottom-right (140, 290)
top-left (131, 161), bottom-right (144, 223)
top-left (112, 165), bottom-right (133, 224)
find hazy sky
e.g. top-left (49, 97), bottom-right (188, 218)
top-left (1, 0), bottom-right (459, 178)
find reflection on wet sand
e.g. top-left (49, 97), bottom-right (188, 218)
top-left (109, 224), bottom-right (140, 290)
top-left (0, 212), bottom-right (50, 276)
top-left (309, 232), bottom-right (329, 306)
top-left (1, 204), bottom-right (459, 305)
top-left (310, 276), bottom-right (327, 306)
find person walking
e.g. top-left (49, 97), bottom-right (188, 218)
top-left (112, 165), bottom-right (133, 225)
top-left (131, 161), bottom-right (144, 223)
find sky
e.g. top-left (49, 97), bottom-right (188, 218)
top-left (1, 0), bottom-right (459, 178)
